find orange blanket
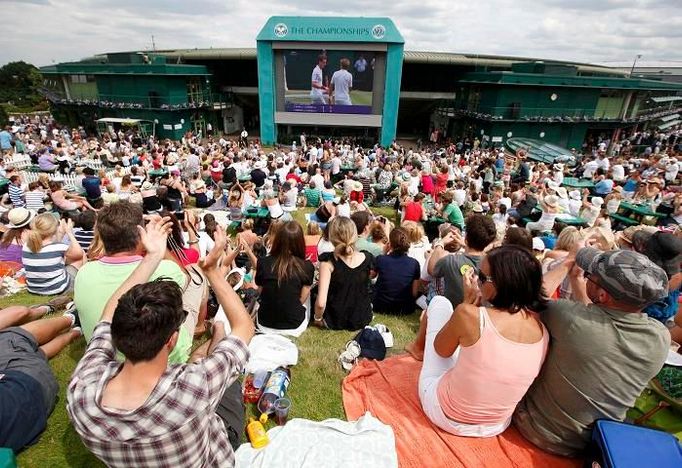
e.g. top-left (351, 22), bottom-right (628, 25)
top-left (342, 354), bottom-right (582, 468)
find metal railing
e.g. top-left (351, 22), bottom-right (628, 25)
top-left (459, 104), bottom-right (682, 123)
top-left (39, 88), bottom-right (214, 110)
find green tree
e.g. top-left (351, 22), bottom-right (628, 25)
top-left (0, 105), bottom-right (8, 127)
top-left (0, 61), bottom-right (45, 108)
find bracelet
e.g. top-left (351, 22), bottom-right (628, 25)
top-left (432, 242), bottom-right (444, 249)
top-left (314, 316), bottom-right (324, 322)
top-left (188, 240), bottom-right (199, 245)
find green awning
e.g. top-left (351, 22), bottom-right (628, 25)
top-left (505, 137), bottom-right (576, 165)
top-left (658, 119), bottom-right (681, 130)
top-left (651, 96), bottom-right (682, 103)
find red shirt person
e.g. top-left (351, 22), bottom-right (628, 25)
top-left (403, 193), bottom-right (427, 222)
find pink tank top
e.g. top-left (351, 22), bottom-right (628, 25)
top-left (437, 307), bottom-right (549, 425)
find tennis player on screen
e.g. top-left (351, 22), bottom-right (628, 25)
top-left (310, 54), bottom-right (328, 104)
top-left (330, 58), bottom-right (353, 106)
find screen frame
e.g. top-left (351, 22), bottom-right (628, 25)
top-left (272, 42), bottom-right (387, 127)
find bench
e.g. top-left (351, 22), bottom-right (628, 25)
top-left (609, 213), bottom-right (638, 227)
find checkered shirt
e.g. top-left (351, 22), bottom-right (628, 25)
top-left (67, 322), bottom-right (249, 467)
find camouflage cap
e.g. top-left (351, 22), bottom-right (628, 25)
top-left (576, 247), bottom-right (669, 308)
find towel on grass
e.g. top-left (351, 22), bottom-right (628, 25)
top-left (342, 354), bottom-right (582, 468)
top-left (235, 413), bottom-right (397, 468)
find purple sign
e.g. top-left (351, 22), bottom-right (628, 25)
top-left (285, 103), bottom-right (372, 115)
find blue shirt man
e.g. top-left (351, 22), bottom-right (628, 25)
top-left (0, 129), bottom-right (12, 150)
top-left (81, 168), bottom-right (102, 200)
top-left (594, 178), bottom-right (614, 196)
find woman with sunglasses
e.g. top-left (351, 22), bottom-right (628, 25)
top-left (406, 244), bottom-right (549, 437)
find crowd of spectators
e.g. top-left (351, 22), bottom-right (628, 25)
top-left (0, 114), bottom-right (681, 465)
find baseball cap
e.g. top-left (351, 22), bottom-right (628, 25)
top-left (576, 247), bottom-right (668, 308)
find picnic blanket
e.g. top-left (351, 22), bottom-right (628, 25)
top-left (342, 354), bottom-right (582, 468)
top-left (235, 413), bottom-right (397, 468)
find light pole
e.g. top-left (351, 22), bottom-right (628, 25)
top-left (630, 54), bottom-right (642, 77)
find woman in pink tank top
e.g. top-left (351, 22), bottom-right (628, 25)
top-left (406, 245), bottom-right (549, 437)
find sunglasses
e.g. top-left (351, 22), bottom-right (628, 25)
top-left (477, 270), bottom-right (493, 284)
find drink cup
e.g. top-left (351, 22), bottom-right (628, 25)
top-left (274, 398), bottom-right (291, 426)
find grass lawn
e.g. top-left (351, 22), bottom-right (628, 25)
top-left (12, 206), bottom-right (418, 467)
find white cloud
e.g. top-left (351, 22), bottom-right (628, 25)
top-left (1, 0), bottom-right (680, 67)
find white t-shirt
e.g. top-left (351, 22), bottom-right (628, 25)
top-left (583, 161), bottom-right (599, 179)
top-left (331, 156), bottom-right (341, 175)
top-left (612, 164), bottom-right (625, 182)
top-left (665, 163), bottom-right (679, 182)
top-left (337, 202), bottom-right (351, 218)
top-left (310, 65), bottom-right (324, 100)
top-left (331, 69), bottom-right (353, 104)
top-left (454, 189), bottom-right (467, 207)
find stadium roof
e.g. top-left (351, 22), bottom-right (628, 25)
top-left (146, 47), bottom-right (627, 77)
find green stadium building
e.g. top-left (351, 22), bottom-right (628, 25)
top-left (40, 17), bottom-right (682, 148)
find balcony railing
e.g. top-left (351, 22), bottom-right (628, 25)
top-left (458, 105), bottom-right (682, 124)
top-left (39, 89), bottom-right (214, 110)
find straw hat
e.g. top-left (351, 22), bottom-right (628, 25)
top-left (471, 202), bottom-right (484, 213)
top-left (569, 190), bottom-right (581, 201)
top-left (591, 197), bottom-right (604, 207)
top-left (254, 160), bottom-right (266, 169)
top-left (544, 195), bottom-right (559, 208)
top-left (6, 208), bottom-right (36, 229)
top-left (352, 181), bottom-right (363, 191)
top-left (648, 177), bottom-right (664, 186)
top-left (618, 225), bottom-right (658, 246)
top-left (555, 187), bottom-right (568, 200)
top-left (141, 181), bottom-right (154, 191)
top-left (581, 226), bottom-right (616, 251)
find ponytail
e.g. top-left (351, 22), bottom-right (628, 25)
top-left (27, 230), bottom-right (43, 253)
top-left (27, 213), bottom-right (59, 253)
top-left (334, 241), bottom-right (354, 258)
top-left (328, 216), bottom-right (358, 259)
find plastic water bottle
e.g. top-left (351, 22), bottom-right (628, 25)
top-left (257, 367), bottom-right (290, 415)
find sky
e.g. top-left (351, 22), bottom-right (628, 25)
top-left (2, 0), bottom-right (681, 68)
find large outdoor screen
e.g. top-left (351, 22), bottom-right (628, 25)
top-left (281, 49), bottom-right (378, 115)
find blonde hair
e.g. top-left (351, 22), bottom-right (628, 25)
top-left (555, 226), bottom-right (582, 251)
top-left (27, 213), bottom-right (59, 253)
top-left (401, 220), bottom-right (425, 244)
top-left (242, 218), bottom-right (254, 231)
top-left (328, 216), bottom-right (358, 258)
top-left (306, 221), bottom-right (321, 236)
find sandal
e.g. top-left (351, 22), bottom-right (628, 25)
top-left (338, 340), bottom-right (361, 372)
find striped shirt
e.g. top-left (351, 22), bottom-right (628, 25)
top-left (25, 190), bottom-right (46, 211)
top-left (22, 243), bottom-right (70, 295)
top-left (8, 184), bottom-right (24, 208)
top-left (73, 228), bottom-right (94, 251)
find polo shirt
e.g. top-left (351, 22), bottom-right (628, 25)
top-left (74, 255), bottom-right (191, 364)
